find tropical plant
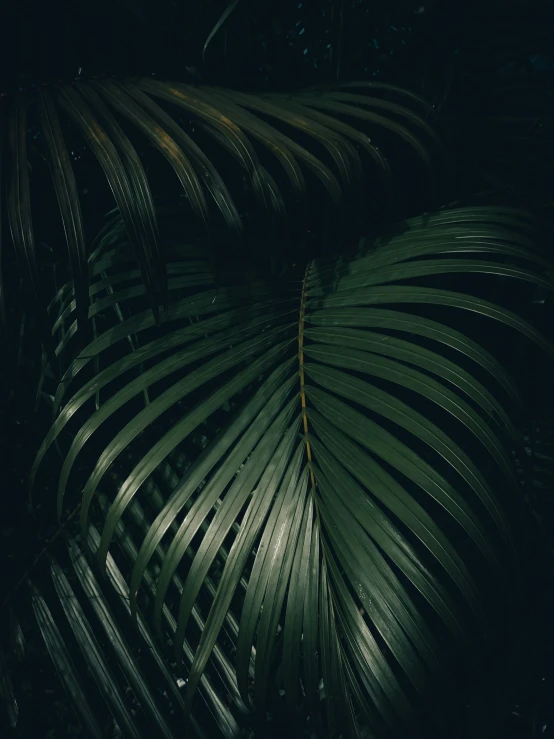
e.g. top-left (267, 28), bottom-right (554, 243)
top-left (1, 4), bottom-right (554, 738)
top-left (2, 197), bottom-right (553, 738)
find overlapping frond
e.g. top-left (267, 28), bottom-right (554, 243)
top-left (25, 525), bottom-right (238, 739)
top-left (1, 78), bottom-right (440, 373)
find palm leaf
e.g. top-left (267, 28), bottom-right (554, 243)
top-left (26, 205), bottom-right (554, 737)
top-left (1, 77), bottom-right (441, 359)
top-left (30, 580), bottom-right (106, 738)
top-left (21, 524), bottom-right (236, 739)
top-left (0, 647), bottom-right (18, 730)
top-left (202, 0), bottom-right (241, 62)
top-left (38, 90), bottom-right (89, 337)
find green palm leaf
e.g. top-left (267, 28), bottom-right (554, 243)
top-left (23, 524), bottom-right (237, 739)
top-left (30, 581), bottom-right (106, 738)
top-left (2, 77), bottom-right (440, 366)
top-left (27, 205), bottom-right (554, 737)
top-left (0, 647), bottom-right (18, 730)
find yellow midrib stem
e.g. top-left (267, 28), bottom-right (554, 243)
top-left (298, 260), bottom-right (316, 491)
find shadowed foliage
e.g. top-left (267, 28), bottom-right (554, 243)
top-left (1, 3), bottom-right (554, 738)
top-left (2, 203), bottom-right (552, 738)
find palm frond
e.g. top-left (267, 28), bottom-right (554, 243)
top-left (1, 77), bottom-right (441, 373)
top-left (202, 0), bottom-right (241, 63)
top-left (23, 525), bottom-right (238, 739)
top-left (21, 206), bottom-right (554, 737)
top-left (0, 647), bottom-right (18, 730)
